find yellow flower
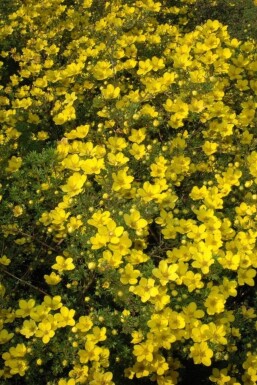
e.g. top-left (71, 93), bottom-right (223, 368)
top-left (90, 372), bottom-right (114, 385)
top-left (76, 315), bottom-right (93, 333)
top-left (35, 321), bottom-right (55, 344)
top-left (107, 136), bottom-right (127, 152)
top-left (20, 319), bottom-right (37, 338)
top-left (204, 292), bottom-right (225, 315)
top-left (131, 330), bottom-right (144, 344)
top-left (65, 124), bottom-right (90, 139)
top-left (124, 210), bottom-right (148, 231)
top-left (52, 256), bottom-right (75, 272)
top-left (137, 59), bottom-right (153, 75)
top-left (209, 368), bottom-right (231, 385)
top-left (217, 250), bottom-right (240, 271)
top-left (6, 156), bottom-right (22, 172)
top-left (53, 106), bottom-right (76, 125)
top-left (92, 60), bottom-right (113, 80)
top-left (208, 323), bottom-right (227, 345)
top-left (191, 250), bottom-right (214, 275)
top-left (5, 358), bottom-right (28, 376)
top-left (58, 379), bottom-right (76, 385)
top-left (12, 205), bottom-right (23, 217)
top-left (237, 268), bottom-right (256, 286)
top-left (0, 255), bottom-right (11, 266)
top-left (87, 326), bottom-right (107, 344)
top-left (129, 143), bottom-right (146, 160)
top-left (119, 263), bottom-right (141, 285)
top-left (182, 302), bottom-right (205, 322)
top-left (190, 341), bottom-right (213, 366)
top-left (112, 167), bottom-right (134, 191)
top-left (61, 172), bottom-right (87, 197)
top-left (16, 299), bottom-right (35, 318)
top-left (62, 154), bottom-right (81, 171)
top-left (67, 216), bottom-right (83, 233)
top-left (133, 341), bottom-right (154, 362)
top-left (152, 260), bottom-right (178, 286)
top-left (54, 306), bottom-right (75, 327)
top-left (80, 158), bottom-right (105, 174)
top-left (138, 181), bottom-right (162, 202)
top-left (151, 56), bottom-right (165, 71)
top-left (128, 128), bottom-right (146, 143)
top-left (182, 271), bottom-right (204, 292)
top-left (101, 84), bottom-right (120, 99)
top-left (44, 272), bottom-right (62, 285)
top-left (0, 329), bottom-right (14, 344)
top-left (129, 278), bottom-right (158, 302)
top-left (107, 152), bottom-right (129, 166)
top-left (189, 185), bottom-right (208, 200)
top-left (202, 141), bottom-right (218, 156)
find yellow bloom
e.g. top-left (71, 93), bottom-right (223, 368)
top-left (90, 371), bottom-right (114, 385)
top-left (53, 106), bottom-right (76, 125)
top-left (182, 302), bottom-right (205, 322)
top-left (137, 59), bottom-right (153, 75)
top-left (202, 141), bottom-right (218, 156)
top-left (43, 295), bottom-right (62, 310)
top-left (208, 323), bottom-right (227, 345)
top-left (87, 326), bottom-right (107, 344)
top-left (20, 320), bottom-right (37, 339)
top-left (217, 250), bottom-right (240, 271)
top-left (80, 158), bottom-right (105, 174)
top-left (190, 341), bottom-right (213, 366)
top-left (62, 154), bottom-right (81, 171)
top-left (101, 84), bottom-right (120, 99)
top-left (0, 329), bottom-right (14, 344)
top-left (128, 128), bottom-right (146, 143)
top-left (182, 271), bottom-right (204, 292)
top-left (130, 278), bottom-right (159, 302)
top-left (16, 299), bottom-right (35, 318)
top-left (107, 152), bottom-right (129, 166)
top-left (0, 255), bottom-right (11, 266)
top-left (124, 210), bottom-right (148, 231)
top-left (35, 321), bottom-right (55, 344)
top-left (61, 172), bottom-right (87, 197)
top-left (129, 143), bottom-right (146, 160)
top-left (6, 156), bottom-right (22, 172)
top-left (237, 268), bottom-right (256, 286)
top-left (52, 256), bottom-right (75, 272)
top-left (119, 263), bottom-right (141, 285)
top-left (151, 56), bottom-right (165, 71)
top-left (5, 358), bottom-right (28, 376)
top-left (76, 316), bottom-right (93, 333)
top-left (152, 260), bottom-right (178, 286)
top-left (44, 272), bottom-right (62, 285)
top-left (92, 60), bottom-right (113, 80)
top-left (54, 306), bottom-right (75, 327)
top-left (58, 379), bottom-right (76, 385)
top-left (133, 341), bottom-right (154, 362)
top-left (204, 292), bottom-right (225, 315)
top-left (12, 205), bottom-right (23, 217)
top-left (138, 181), bottom-right (162, 202)
top-left (112, 167), bottom-right (134, 191)
top-left (65, 124), bottom-right (90, 139)
top-left (107, 136), bottom-right (127, 152)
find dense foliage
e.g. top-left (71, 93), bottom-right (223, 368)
top-left (1, 1), bottom-right (257, 384)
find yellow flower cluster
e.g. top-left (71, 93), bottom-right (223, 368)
top-left (1, 0), bottom-right (257, 384)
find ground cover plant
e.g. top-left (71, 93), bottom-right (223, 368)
top-left (1, 0), bottom-right (257, 384)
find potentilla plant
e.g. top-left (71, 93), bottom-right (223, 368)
top-left (1, 0), bottom-right (257, 384)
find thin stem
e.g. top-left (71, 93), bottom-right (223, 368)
top-left (19, 231), bottom-right (58, 252)
top-left (1, 267), bottom-right (48, 296)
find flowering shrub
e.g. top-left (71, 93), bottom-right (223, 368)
top-left (1, 0), bottom-right (257, 384)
